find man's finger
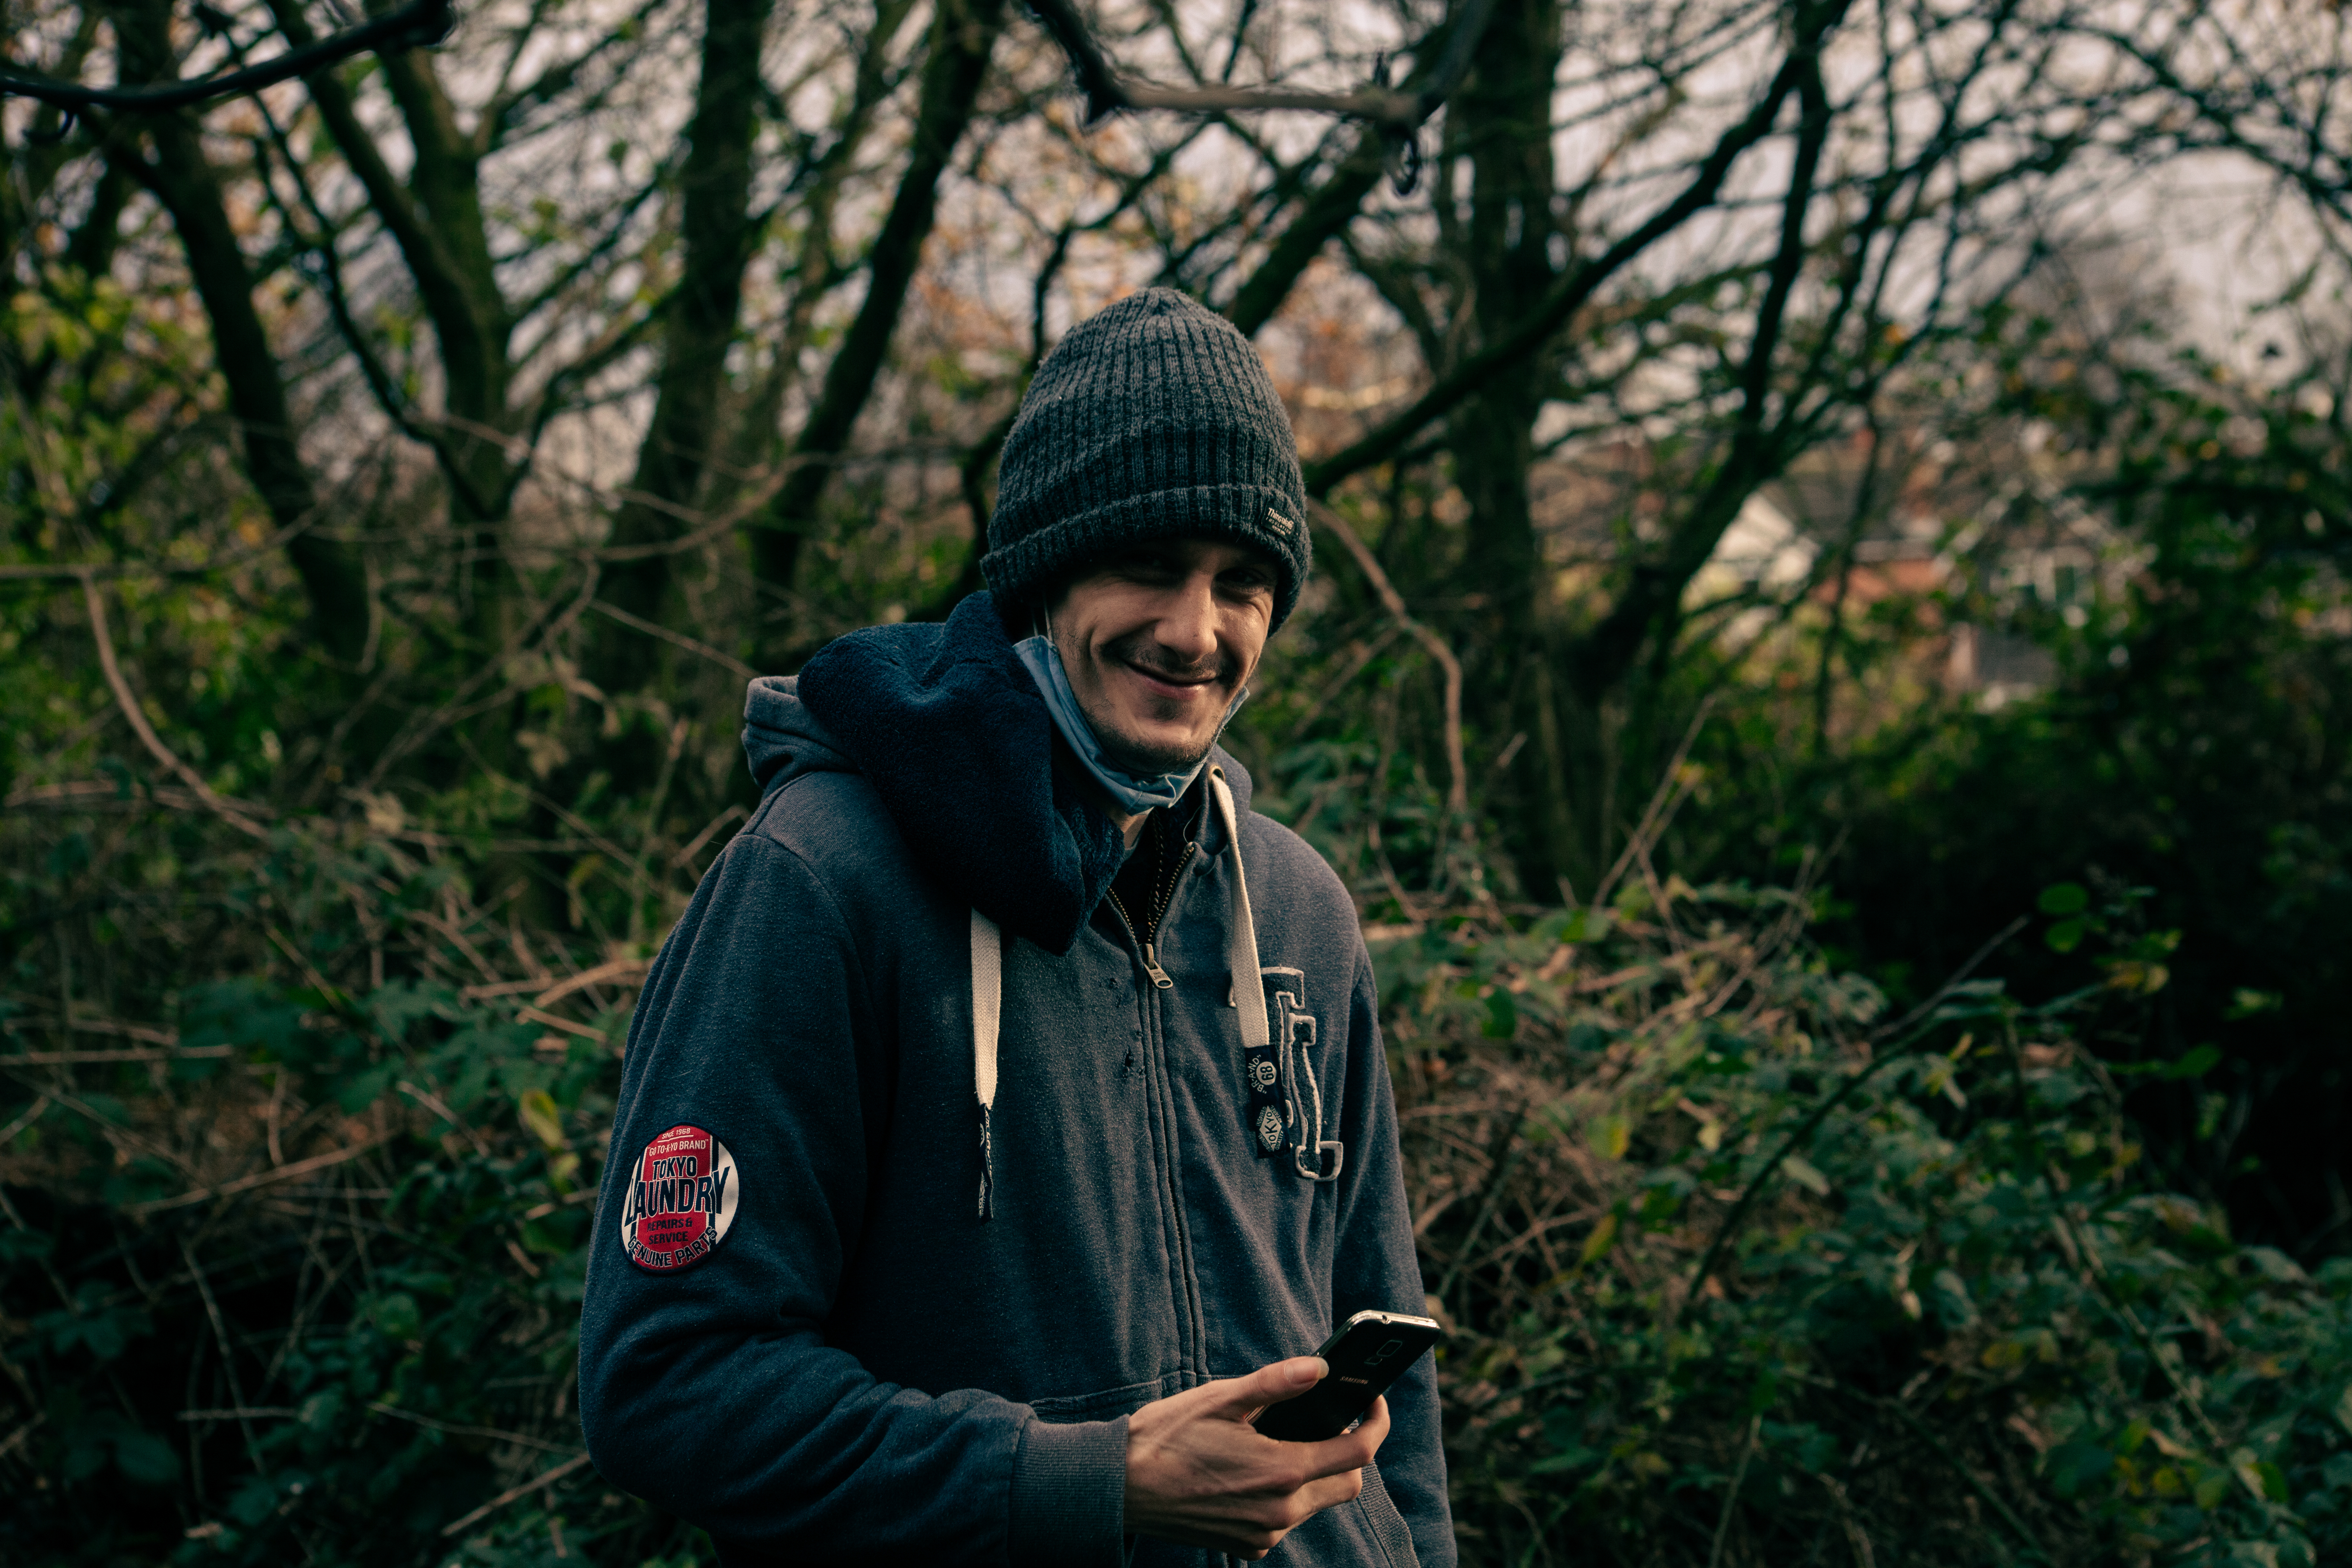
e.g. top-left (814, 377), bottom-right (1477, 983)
top-left (1292, 1395), bottom-right (1392, 1480)
top-left (1199, 1355), bottom-right (1328, 1418)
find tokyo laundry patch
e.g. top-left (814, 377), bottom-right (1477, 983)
top-left (621, 1123), bottom-right (738, 1272)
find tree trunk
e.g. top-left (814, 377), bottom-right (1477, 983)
top-left (589, 0), bottom-right (778, 697)
top-left (268, 0), bottom-right (517, 644)
top-left (103, 0), bottom-right (370, 662)
top-left (1447, 0), bottom-right (1569, 890)
top-left (747, 0), bottom-right (1008, 644)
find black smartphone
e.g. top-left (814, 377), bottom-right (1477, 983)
top-left (1251, 1310), bottom-right (1444, 1442)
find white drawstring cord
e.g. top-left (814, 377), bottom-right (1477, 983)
top-left (1207, 769), bottom-right (1271, 1056)
top-left (971, 910), bottom-right (1001, 1220)
top-left (1212, 768), bottom-right (1342, 1182)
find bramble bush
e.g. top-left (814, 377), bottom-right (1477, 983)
top-left (1377, 869), bottom-right (2352, 1566)
top-left (0, 802), bottom-right (694, 1563)
top-left (6, 759), bottom-right (2349, 1564)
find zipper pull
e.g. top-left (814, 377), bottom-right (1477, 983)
top-left (1140, 944), bottom-right (1175, 989)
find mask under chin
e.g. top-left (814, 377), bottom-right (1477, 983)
top-left (1014, 634), bottom-right (1249, 815)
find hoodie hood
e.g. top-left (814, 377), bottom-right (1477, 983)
top-left (749, 591), bottom-right (1253, 956)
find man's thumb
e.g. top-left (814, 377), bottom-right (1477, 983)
top-left (1210, 1355), bottom-right (1327, 1418)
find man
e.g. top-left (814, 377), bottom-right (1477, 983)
top-left (579, 289), bottom-right (1453, 1566)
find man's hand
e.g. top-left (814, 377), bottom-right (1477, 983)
top-left (1123, 1356), bottom-right (1390, 1558)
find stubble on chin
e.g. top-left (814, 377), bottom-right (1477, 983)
top-left (1071, 635), bottom-right (1232, 770)
top-left (1089, 704), bottom-right (1220, 776)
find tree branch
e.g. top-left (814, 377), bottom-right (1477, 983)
top-left (1301, 3), bottom-right (1849, 498)
top-left (80, 575), bottom-right (270, 840)
top-left (0, 0), bottom-right (451, 113)
top-left (750, 0), bottom-right (1011, 600)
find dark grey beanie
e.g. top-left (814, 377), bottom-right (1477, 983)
top-left (982, 289), bottom-right (1311, 630)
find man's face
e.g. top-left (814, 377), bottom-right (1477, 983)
top-left (1046, 537), bottom-right (1279, 777)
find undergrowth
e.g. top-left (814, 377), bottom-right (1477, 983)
top-left (5, 768), bottom-right (2348, 1565)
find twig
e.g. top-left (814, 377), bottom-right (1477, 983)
top-left (1872, 1393), bottom-right (2051, 1563)
top-left (399, 1081), bottom-right (491, 1157)
top-left (0, 1411), bottom-right (47, 1461)
top-left (1310, 502), bottom-right (1467, 817)
top-left (1287, 623), bottom-right (1404, 742)
top-left (79, 576), bottom-right (269, 839)
top-left (516, 1008), bottom-right (605, 1042)
top-left (0, 0), bottom-right (451, 113)
top-left (1024, 0), bottom-right (1409, 123)
top-left (1997, 1032), bottom-right (2266, 1511)
top-left (1, 1076), bottom-right (201, 1175)
top-left (0, 1047), bottom-right (232, 1065)
top-left (671, 804), bottom-right (747, 870)
top-left (1684, 918), bottom-right (2026, 1298)
top-left (181, 1238), bottom-right (264, 1470)
top-left (0, 1095), bottom-right (50, 1148)
top-left (439, 1452), bottom-right (596, 1537)
top-left (127, 1135), bottom-right (395, 1217)
top-left (1707, 1413), bottom-right (1762, 1568)
top-left (530, 957), bottom-right (649, 1008)
top-left (586, 599), bottom-right (756, 680)
top-left (1592, 697), bottom-right (1718, 908)
top-left (1433, 1103), bottom-right (1528, 1304)
top-left (19, 1014), bottom-right (180, 1046)
top-left (0, 508), bottom-right (318, 582)
top-left (368, 1401), bottom-right (585, 1457)
top-left (1863, 916), bottom-right (2029, 1047)
top-left (1024, 0), bottom-right (1496, 124)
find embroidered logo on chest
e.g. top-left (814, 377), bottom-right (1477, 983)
top-left (620, 1123), bottom-right (738, 1272)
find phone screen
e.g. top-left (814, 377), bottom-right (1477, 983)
top-left (1251, 1310), bottom-right (1444, 1442)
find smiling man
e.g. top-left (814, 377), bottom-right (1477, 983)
top-left (579, 290), bottom-right (1454, 1567)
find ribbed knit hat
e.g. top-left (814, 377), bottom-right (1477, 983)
top-left (982, 289), bottom-right (1311, 630)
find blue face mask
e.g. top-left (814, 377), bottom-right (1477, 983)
top-left (1014, 632), bottom-right (1247, 816)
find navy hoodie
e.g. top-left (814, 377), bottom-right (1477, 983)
top-left (578, 593), bottom-right (1452, 1566)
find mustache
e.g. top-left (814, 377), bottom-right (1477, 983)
top-left (1104, 632), bottom-right (1243, 686)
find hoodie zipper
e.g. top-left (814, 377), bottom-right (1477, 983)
top-left (1106, 815), bottom-right (1210, 1388)
top-left (1105, 836), bottom-right (1197, 989)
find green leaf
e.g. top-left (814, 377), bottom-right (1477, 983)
top-left (1481, 988), bottom-right (1518, 1040)
top-left (1930, 1268), bottom-right (1977, 1328)
top-left (1781, 1154), bottom-right (1831, 1196)
top-left (2048, 1439), bottom-right (2113, 1496)
top-left (370, 1292), bottom-right (421, 1341)
top-left (112, 1428), bottom-right (181, 1485)
top-left (1579, 1211), bottom-right (1620, 1264)
top-left (518, 1088), bottom-right (565, 1150)
top-left (2169, 1044), bottom-right (2222, 1078)
top-left (1589, 1115), bottom-right (1630, 1161)
top-left (0, 1227), bottom-right (55, 1261)
top-left (2045, 918), bottom-right (2087, 953)
top-left (2038, 882), bottom-right (2089, 916)
top-left (2225, 989), bottom-right (2283, 1020)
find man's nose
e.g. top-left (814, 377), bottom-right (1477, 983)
top-left (1153, 570), bottom-right (1221, 668)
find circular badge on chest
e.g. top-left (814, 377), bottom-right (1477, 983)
top-left (620, 1123), bottom-right (738, 1272)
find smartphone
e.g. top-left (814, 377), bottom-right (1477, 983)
top-left (1251, 1310), bottom-right (1444, 1442)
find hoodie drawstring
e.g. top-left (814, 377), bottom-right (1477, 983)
top-left (971, 910), bottom-right (1001, 1221)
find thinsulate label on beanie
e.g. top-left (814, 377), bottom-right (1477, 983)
top-left (620, 1124), bottom-right (738, 1272)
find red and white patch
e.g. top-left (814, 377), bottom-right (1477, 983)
top-left (619, 1124), bottom-right (738, 1272)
